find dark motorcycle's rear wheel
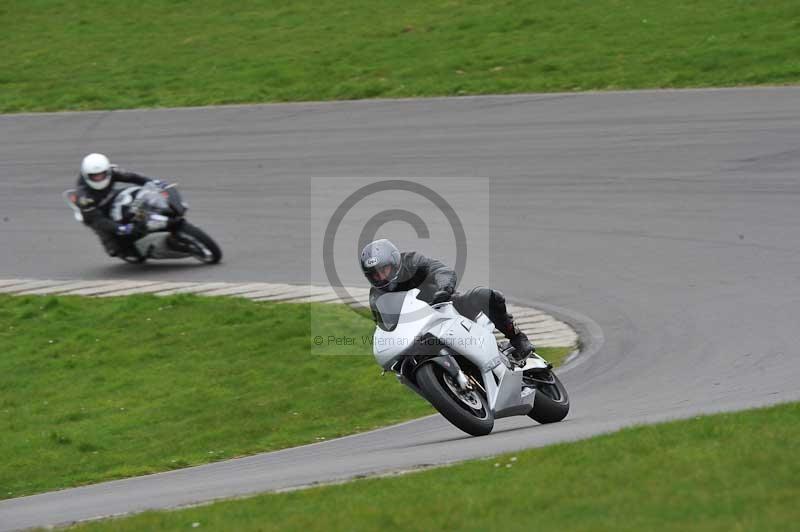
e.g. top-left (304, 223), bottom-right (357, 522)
top-left (173, 222), bottom-right (222, 264)
top-left (525, 369), bottom-right (570, 424)
top-left (416, 363), bottom-right (494, 436)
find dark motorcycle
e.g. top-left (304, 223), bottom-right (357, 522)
top-left (63, 182), bottom-right (222, 264)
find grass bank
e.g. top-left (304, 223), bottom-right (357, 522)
top-left (0, 294), bottom-right (570, 499)
top-left (72, 401), bottom-right (800, 532)
top-left (2, 1), bottom-right (799, 112)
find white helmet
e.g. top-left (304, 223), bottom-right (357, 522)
top-left (80, 153), bottom-right (112, 190)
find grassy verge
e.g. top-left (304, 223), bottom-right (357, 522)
top-left (2, 1), bottom-right (799, 113)
top-left (0, 294), bottom-right (424, 499)
top-left (71, 401), bottom-right (800, 532)
top-left (0, 294), bottom-right (569, 499)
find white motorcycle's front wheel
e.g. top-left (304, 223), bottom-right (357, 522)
top-left (416, 363), bottom-right (494, 436)
top-left (525, 369), bottom-right (570, 424)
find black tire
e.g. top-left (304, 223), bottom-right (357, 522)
top-left (416, 363), bottom-right (494, 436)
top-left (174, 222), bottom-right (222, 264)
top-left (120, 255), bottom-right (146, 264)
top-left (526, 370), bottom-right (570, 424)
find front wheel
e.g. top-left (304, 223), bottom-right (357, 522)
top-left (526, 370), bottom-right (570, 424)
top-left (416, 363), bottom-right (494, 436)
top-left (173, 222), bottom-right (222, 264)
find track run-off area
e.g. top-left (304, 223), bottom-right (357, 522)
top-left (1, 87), bottom-right (799, 529)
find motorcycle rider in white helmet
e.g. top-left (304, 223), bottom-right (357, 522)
top-left (75, 153), bottom-right (163, 257)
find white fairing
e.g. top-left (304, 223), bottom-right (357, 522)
top-left (372, 289), bottom-right (496, 370)
top-left (110, 186), bottom-right (141, 221)
top-left (133, 233), bottom-right (189, 259)
top-left (522, 353), bottom-right (550, 372)
top-left (373, 289), bottom-right (553, 416)
top-left (372, 290), bottom-right (435, 367)
top-left (111, 184), bottom-right (169, 223)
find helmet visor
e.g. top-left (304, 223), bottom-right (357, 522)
top-left (366, 264), bottom-right (398, 288)
top-left (88, 171), bottom-right (110, 182)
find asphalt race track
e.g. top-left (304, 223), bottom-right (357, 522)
top-left (2, 87), bottom-right (800, 529)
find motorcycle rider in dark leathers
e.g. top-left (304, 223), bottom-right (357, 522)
top-left (74, 153), bottom-right (163, 257)
top-left (360, 239), bottom-right (534, 363)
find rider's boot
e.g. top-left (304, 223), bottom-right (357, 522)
top-left (500, 319), bottom-right (533, 364)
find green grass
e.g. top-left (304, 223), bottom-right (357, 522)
top-left (70, 402), bottom-right (800, 532)
top-left (2, 1), bottom-right (799, 112)
top-left (0, 294), bottom-right (426, 499)
top-left (0, 294), bottom-right (569, 499)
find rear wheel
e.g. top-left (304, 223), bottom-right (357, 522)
top-left (416, 363), bottom-right (494, 436)
top-left (525, 369), bottom-right (570, 424)
top-left (173, 222), bottom-right (222, 264)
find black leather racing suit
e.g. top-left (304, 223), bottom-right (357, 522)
top-left (368, 251), bottom-right (519, 336)
top-left (74, 169), bottom-right (155, 256)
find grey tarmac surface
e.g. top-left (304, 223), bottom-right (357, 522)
top-left (2, 87), bottom-right (800, 529)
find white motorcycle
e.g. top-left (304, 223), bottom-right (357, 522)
top-left (373, 289), bottom-right (569, 436)
top-left (63, 182), bottom-right (222, 264)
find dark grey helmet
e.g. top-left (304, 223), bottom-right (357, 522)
top-left (360, 239), bottom-right (401, 289)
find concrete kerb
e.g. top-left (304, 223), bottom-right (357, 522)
top-left (1, 279), bottom-right (580, 349)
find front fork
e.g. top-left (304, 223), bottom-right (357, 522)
top-left (419, 349), bottom-right (472, 390)
top-left (392, 350), bottom-right (473, 401)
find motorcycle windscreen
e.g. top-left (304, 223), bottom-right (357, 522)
top-left (139, 189), bottom-right (169, 211)
top-left (373, 290), bottom-right (408, 332)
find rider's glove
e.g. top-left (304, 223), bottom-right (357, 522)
top-left (152, 179), bottom-right (168, 189)
top-left (116, 223), bottom-right (136, 236)
top-left (431, 289), bottom-right (453, 304)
